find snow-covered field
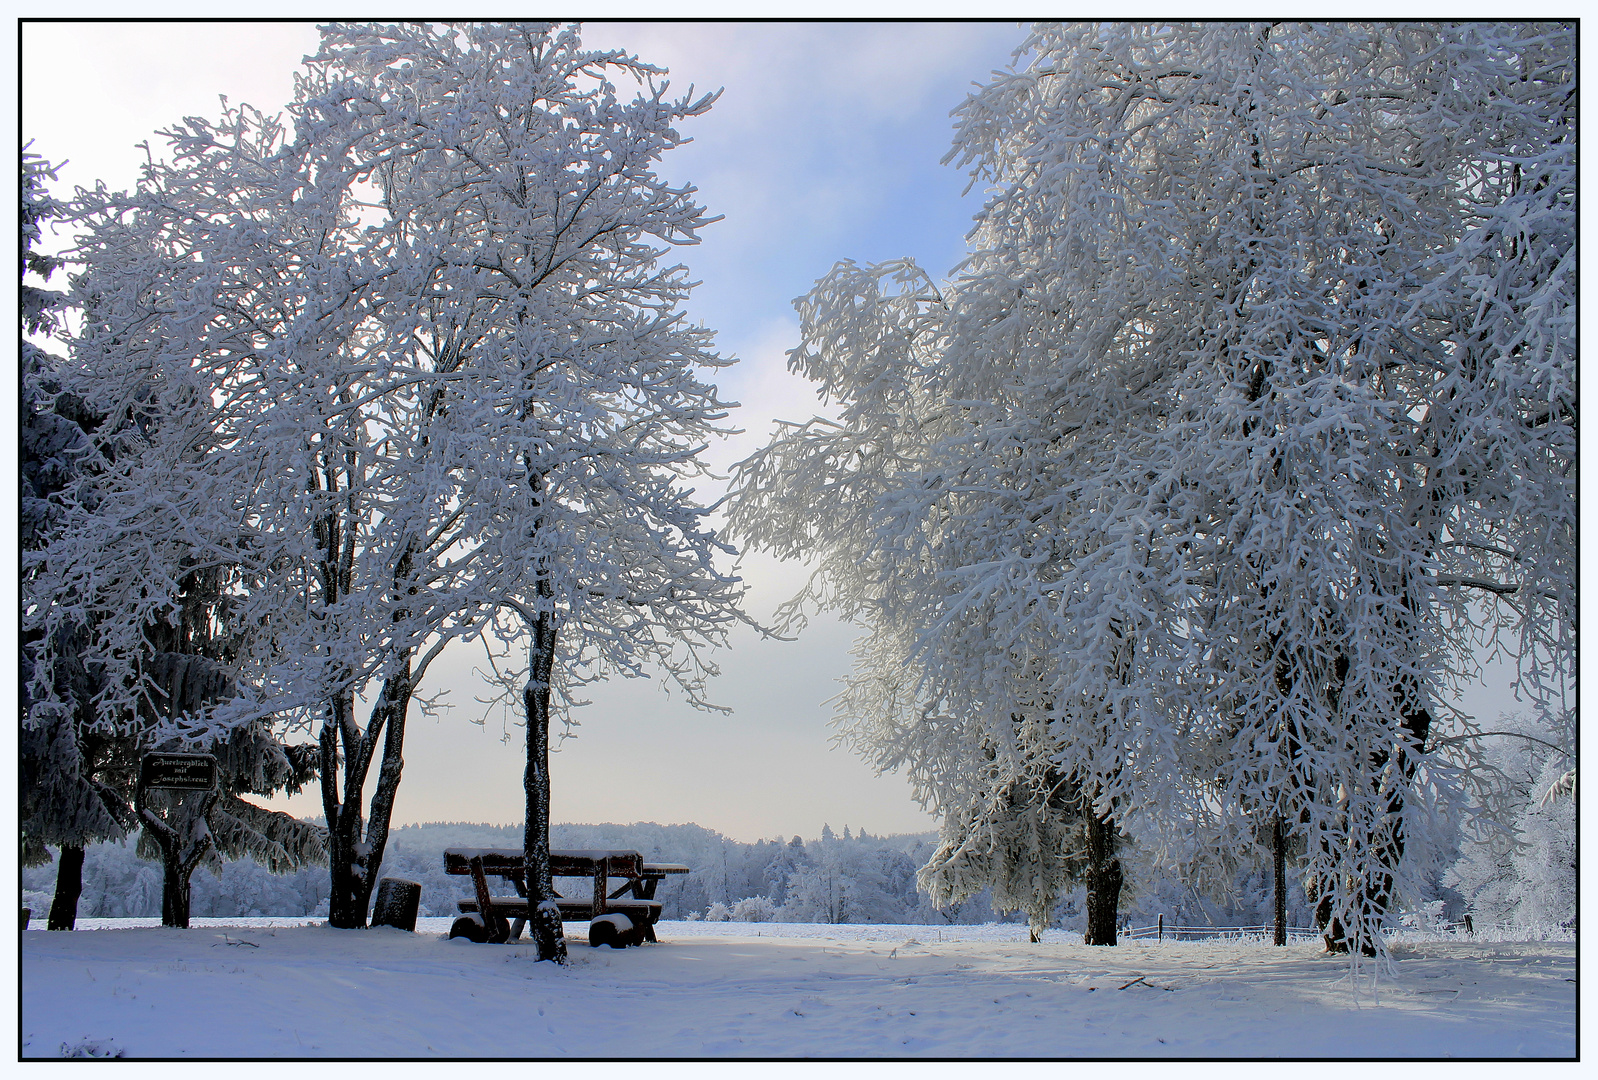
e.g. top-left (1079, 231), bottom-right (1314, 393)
top-left (20, 918), bottom-right (1574, 1059)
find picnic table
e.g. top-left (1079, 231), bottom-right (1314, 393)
top-left (443, 848), bottom-right (689, 946)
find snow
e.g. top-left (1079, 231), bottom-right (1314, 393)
top-left (22, 919), bottom-right (1574, 1058)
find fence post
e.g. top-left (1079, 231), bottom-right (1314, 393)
top-left (1158, 913), bottom-right (1164, 942)
top-left (1464, 914), bottom-right (1474, 936)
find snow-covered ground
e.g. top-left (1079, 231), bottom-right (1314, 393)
top-left (21, 919), bottom-right (1575, 1058)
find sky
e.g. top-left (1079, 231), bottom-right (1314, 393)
top-left (18, 19), bottom-right (1540, 846)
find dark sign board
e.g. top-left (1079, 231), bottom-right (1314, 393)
top-left (139, 753), bottom-right (218, 791)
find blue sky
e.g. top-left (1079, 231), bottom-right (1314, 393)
top-left (20, 19), bottom-right (1532, 845)
top-left (22, 20), bottom-right (1024, 842)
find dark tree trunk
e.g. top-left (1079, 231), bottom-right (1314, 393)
top-left (1083, 811), bottom-right (1123, 946)
top-left (138, 787), bottom-right (219, 929)
top-left (326, 833), bottom-right (367, 929)
top-left (320, 653), bottom-right (414, 929)
top-left (160, 851), bottom-right (193, 928)
top-left (320, 691), bottom-right (361, 928)
top-left (311, 478), bottom-right (417, 931)
top-left (1316, 894), bottom-right (1351, 954)
top-left (1273, 814), bottom-right (1288, 946)
top-left (47, 843), bottom-right (85, 930)
top-left (523, 600), bottom-right (567, 964)
top-left (1321, 680), bottom-right (1431, 957)
top-left (351, 668), bottom-right (413, 927)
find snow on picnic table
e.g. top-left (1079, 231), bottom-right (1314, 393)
top-left (21, 919), bottom-right (1575, 1059)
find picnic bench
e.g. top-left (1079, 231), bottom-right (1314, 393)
top-left (443, 848), bottom-right (689, 946)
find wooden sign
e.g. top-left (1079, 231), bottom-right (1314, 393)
top-left (139, 753), bottom-right (218, 791)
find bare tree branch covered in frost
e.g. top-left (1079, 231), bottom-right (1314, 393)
top-left (730, 22), bottom-right (1574, 959)
top-left (25, 22), bottom-right (746, 957)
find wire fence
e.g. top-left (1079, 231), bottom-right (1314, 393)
top-left (1121, 920), bottom-right (1320, 942)
top-left (1122, 916), bottom-right (1575, 943)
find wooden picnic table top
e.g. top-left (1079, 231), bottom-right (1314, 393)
top-left (443, 847), bottom-right (690, 945)
top-left (442, 848), bottom-right (690, 875)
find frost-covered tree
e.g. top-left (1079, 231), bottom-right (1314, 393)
top-left (36, 23), bottom-right (743, 956)
top-left (731, 22), bottom-right (1575, 958)
top-left (30, 83), bottom-right (449, 933)
top-left (133, 647), bottom-right (325, 927)
top-left (292, 22), bottom-right (745, 957)
top-left (1445, 710), bottom-right (1576, 928)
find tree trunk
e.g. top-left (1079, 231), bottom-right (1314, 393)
top-left (1316, 894), bottom-right (1350, 954)
top-left (352, 669), bottom-right (414, 928)
top-left (1083, 811), bottom-right (1123, 946)
top-left (1273, 813), bottom-right (1287, 946)
top-left (47, 843), bottom-right (85, 930)
top-left (160, 851), bottom-right (193, 928)
top-left (136, 785), bottom-right (217, 929)
top-left (320, 693), bottom-right (361, 928)
top-left (523, 603), bottom-right (568, 964)
top-left (1321, 687), bottom-right (1430, 957)
top-left (322, 660), bottom-right (414, 929)
top-left (325, 835), bottom-right (368, 928)
top-left (312, 489), bottom-right (418, 931)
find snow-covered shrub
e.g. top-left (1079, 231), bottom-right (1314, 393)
top-left (1400, 901), bottom-right (1448, 933)
top-left (731, 896), bottom-right (777, 922)
top-left (703, 901), bottom-right (731, 922)
top-left (22, 890), bottom-right (53, 920)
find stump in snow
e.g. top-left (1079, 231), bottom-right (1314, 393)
top-left (371, 877), bottom-right (422, 931)
top-left (589, 913), bottom-right (644, 949)
top-left (448, 914), bottom-right (490, 942)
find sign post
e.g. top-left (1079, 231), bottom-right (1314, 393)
top-left (136, 753), bottom-right (221, 928)
top-left (138, 753), bottom-right (219, 792)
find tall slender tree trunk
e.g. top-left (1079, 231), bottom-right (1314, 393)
top-left (1273, 813), bottom-right (1287, 946)
top-left (1083, 811), bottom-right (1123, 946)
top-left (47, 843), bottom-right (85, 930)
top-left (523, 597), bottom-right (568, 963)
top-left (320, 689), bottom-right (364, 928)
top-left (358, 670), bottom-right (413, 923)
top-left (321, 686), bottom-right (372, 928)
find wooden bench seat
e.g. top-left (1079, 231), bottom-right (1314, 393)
top-left (457, 896), bottom-right (663, 926)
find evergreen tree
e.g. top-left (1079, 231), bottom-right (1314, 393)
top-left (25, 142), bottom-right (327, 929)
top-left (19, 145), bottom-right (136, 930)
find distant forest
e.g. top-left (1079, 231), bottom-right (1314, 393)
top-left (25, 818), bottom-right (1326, 929)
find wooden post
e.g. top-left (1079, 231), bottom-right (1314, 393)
top-left (1158, 913), bottom-right (1164, 941)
